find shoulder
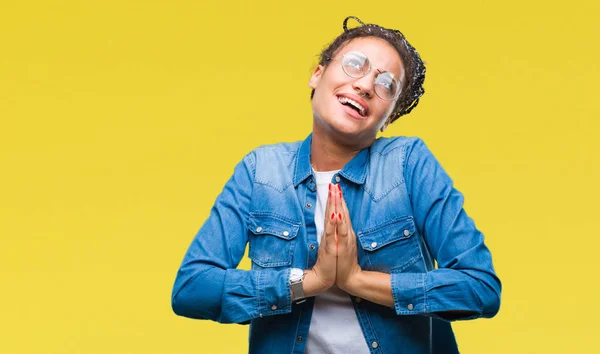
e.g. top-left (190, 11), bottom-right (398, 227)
top-left (229, 141), bottom-right (301, 177)
top-left (367, 136), bottom-right (440, 186)
top-left (363, 136), bottom-right (424, 199)
top-left (247, 140), bottom-right (302, 165)
top-left (241, 140), bottom-right (303, 188)
top-left (251, 140), bottom-right (302, 155)
top-left (370, 135), bottom-right (428, 161)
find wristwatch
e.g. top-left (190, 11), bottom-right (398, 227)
top-left (289, 268), bottom-right (306, 304)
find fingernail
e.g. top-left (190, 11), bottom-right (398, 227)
top-left (338, 213), bottom-right (342, 220)
top-left (337, 184), bottom-right (341, 191)
top-left (331, 212), bottom-right (335, 220)
top-left (329, 191), bottom-right (332, 198)
top-left (329, 183), bottom-right (332, 191)
top-left (339, 193), bottom-right (342, 199)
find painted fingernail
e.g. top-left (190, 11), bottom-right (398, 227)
top-left (331, 212), bottom-right (335, 220)
top-left (337, 184), bottom-right (341, 191)
top-left (329, 183), bottom-right (332, 191)
top-left (338, 213), bottom-right (342, 220)
top-left (339, 193), bottom-right (342, 199)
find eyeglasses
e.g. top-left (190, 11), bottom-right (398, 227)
top-left (333, 50), bottom-right (403, 101)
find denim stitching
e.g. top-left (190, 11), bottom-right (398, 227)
top-left (391, 272), bottom-right (401, 315)
top-left (257, 270), bottom-right (263, 318)
top-left (357, 216), bottom-right (415, 237)
top-left (248, 211), bottom-right (302, 226)
top-left (247, 212), bottom-right (299, 267)
top-left (363, 152), bottom-right (405, 202)
top-left (423, 273), bottom-right (427, 313)
top-left (254, 179), bottom-right (288, 193)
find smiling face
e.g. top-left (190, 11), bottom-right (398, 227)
top-left (309, 36), bottom-right (405, 145)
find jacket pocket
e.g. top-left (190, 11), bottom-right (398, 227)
top-left (356, 216), bottom-right (421, 272)
top-left (247, 212), bottom-right (299, 268)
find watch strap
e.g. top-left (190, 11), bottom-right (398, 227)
top-left (290, 269), bottom-right (306, 304)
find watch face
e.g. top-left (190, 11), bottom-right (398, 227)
top-left (290, 268), bottom-right (304, 281)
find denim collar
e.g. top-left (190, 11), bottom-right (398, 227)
top-left (293, 133), bottom-right (370, 187)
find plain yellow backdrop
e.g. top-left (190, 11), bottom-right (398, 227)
top-left (1, 0), bottom-right (599, 353)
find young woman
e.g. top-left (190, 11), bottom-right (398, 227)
top-left (172, 16), bottom-right (501, 354)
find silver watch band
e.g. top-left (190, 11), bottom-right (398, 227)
top-left (290, 269), bottom-right (306, 303)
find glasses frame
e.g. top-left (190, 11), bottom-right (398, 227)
top-left (331, 50), bottom-right (403, 101)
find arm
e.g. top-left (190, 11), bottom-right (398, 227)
top-left (345, 272), bottom-right (474, 320)
top-left (341, 139), bottom-right (501, 321)
top-left (393, 138), bottom-right (501, 321)
top-left (171, 152), bottom-right (293, 324)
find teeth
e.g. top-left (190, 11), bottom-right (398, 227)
top-left (338, 96), bottom-right (366, 116)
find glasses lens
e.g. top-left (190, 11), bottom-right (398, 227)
top-left (374, 72), bottom-right (401, 100)
top-left (342, 51), bottom-right (369, 78)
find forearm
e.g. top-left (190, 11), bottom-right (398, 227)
top-left (345, 270), bottom-right (394, 307)
top-left (172, 266), bottom-right (292, 324)
top-left (404, 138), bottom-right (502, 321)
top-left (391, 268), bottom-right (500, 321)
top-left (294, 269), bottom-right (334, 299)
top-left (345, 268), bottom-right (500, 321)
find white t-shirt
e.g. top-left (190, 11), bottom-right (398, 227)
top-left (305, 169), bottom-right (370, 354)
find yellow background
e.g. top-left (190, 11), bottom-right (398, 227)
top-left (1, 0), bottom-right (598, 353)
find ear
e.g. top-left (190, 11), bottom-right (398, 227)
top-left (308, 65), bottom-right (325, 89)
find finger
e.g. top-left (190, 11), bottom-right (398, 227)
top-left (337, 210), bottom-right (348, 241)
top-left (339, 192), bottom-right (358, 252)
top-left (335, 184), bottom-right (348, 237)
top-left (327, 184), bottom-right (338, 226)
top-left (324, 183), bottom-right (333, 221)
top-left (323, 184), bottom-right (337, 247)
top-left (323, 213), bottom-right (337, 249)
top-left (332, 186), bottom-right (339, 243)
top-left (340, 188), bottom-right (351, 225)
top-left (332, 183), bottom-right (339, 217)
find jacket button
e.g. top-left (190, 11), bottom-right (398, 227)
top-left (335, 176), bottom-right (341, 182)
top-left (256, 227), bottom-right (263, 233)
top-left (371, 341), bottom-right (378, 349)
top-left (371, 242), bottom-right (378, 249)
top-left (309, 244), bottom-right (315, 251)
top-left (306, 202), bottom-right (312, 209)
top-left (297, 336), bottom-right (303, 343)
top-left (403, 229), bottom-right (410, 236)
top-left (407, 304), bottom-right (414, 310)
top-left (271, 304), bottom-right (277, 310)
top-left (283, 231), bottom-right (290, 237)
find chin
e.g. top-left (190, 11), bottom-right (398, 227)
top-left (332, 118), bottom-right (374, 141)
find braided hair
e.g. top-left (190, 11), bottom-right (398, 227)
top-left (311, 16), bottom-right (426, 123)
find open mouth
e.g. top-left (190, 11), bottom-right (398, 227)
top-left (337, 95), bottom-right (367, 117)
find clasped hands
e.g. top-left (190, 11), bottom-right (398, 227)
top-left (309, 183), bottom-right (363, 295)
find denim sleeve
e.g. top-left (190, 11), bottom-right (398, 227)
top-left (171, 152), bottom-right (292, 324)
top-left (390, 138), bottom-right (502, 321)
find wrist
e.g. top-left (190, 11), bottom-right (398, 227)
top-left (339, 268), bottom-right (364, 296)
top-left (303, 269), bottom-right (331, 297)
top-left (289, 268), bottom-right (306, 303)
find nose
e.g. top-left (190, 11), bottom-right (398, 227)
top-left (351, 70), bottom-right (377, 99)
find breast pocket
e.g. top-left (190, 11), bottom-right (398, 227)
top-left (357, 216), bottom-right (421, 273)
top-left (247, 212), bottom-right (300, 268)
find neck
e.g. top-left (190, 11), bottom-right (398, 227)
top-left (310, 120), bottom-right (374, 172)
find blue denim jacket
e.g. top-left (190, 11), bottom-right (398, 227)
top-left (172, 134), bottom-right (501, 354)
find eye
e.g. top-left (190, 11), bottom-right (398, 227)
top-left (374, 73), bottom-right (400, 98)
top-left (342, 51), bottom-right (369, 77)
top-left (347, 58), bottom-right (363, 70)
top-left (375, 72), bottom-right (398, 92)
